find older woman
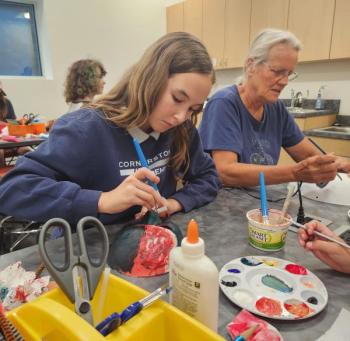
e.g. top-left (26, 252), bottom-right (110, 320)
top-left (199, 28), bottom-right (350, 187)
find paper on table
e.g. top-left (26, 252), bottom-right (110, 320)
top-left (316, 308), bottom-right (350, 340)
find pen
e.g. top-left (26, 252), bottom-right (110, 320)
top-left (292, 220), bottom-right (350, 250)
top-left (259, 172), bottom-right (269, 224)
top-left (308, 137), bottom-right (342, 181)
top-left (96, 285), bottom-right (172, 336)
top-left (132, 137), bottom-right (159, 191)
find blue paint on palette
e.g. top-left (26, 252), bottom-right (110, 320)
top-left (227, 268), bottom-right (241, 273)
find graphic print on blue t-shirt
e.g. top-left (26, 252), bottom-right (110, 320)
top-left (249, 135), bottom-right (274, 165)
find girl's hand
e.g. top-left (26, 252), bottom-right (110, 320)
top-left (298, 220), bottom-right (350, 273)
top-left (98, 168), bottom-right (163, 214)
top-left (134, 198), bottom-right (183, 220)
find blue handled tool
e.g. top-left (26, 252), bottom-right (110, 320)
top-left (132, 137), bottom-right (159, 191)
top-left (38, 216), bottom-right (109, 325)
top-left (96, 285), bottom-right (172, 336)
top-left (259, 172), bottom-right (269, 224)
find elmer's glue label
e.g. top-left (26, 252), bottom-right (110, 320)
top-left (169, 219), bottom-right (219, 331)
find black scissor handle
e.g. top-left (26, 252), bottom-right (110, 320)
top-left (76, 216), bottom-right (109, 299)
top-left (38, 218), bottom-right (76, 302)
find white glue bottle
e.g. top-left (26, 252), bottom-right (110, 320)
top-left (169, 219), bottom-right (219, 331)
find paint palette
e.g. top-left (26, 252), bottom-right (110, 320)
top-left (219, 256), bottom-right (328, 320)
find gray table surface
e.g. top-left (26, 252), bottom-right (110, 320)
top-left (1, 185), bottom-right (349, 341)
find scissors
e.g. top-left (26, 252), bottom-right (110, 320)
top-left (38, 216), bottom-right (109, 325)
top-left (22, 113), bottom-right (38, 125)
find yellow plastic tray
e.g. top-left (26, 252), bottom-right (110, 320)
top-left (7, 274), bottom-right (225, 340)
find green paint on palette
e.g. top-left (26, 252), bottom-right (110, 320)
top-left (261, 274), bottom-right (293, 293)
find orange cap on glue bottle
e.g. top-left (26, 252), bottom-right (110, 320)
top-left (182, 219), bottom-right (204, 256)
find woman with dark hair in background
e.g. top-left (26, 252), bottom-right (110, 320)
top-left (0, 82), bottom-right (30, 167)
top-left (64, 59), bottom-right (107, 113)
top-left (0, 81), bottom-right (16, 122)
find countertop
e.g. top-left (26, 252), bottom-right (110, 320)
top-left (289, 109), bottom-right (336, 118)
top-left (304, 128), bottom-right (350, 140)
top-left (1, 185), bottom-right (349, 341)
top-left (282, 99), bottom-right (340, 118)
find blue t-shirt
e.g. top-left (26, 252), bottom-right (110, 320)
top-left (199, 85), bottom-right (304, 165)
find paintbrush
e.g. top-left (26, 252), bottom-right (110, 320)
top-left (233, 324), bottom-right (259, 341)
top-left (259, 172), bottom-right (269, 224)
top-left (292, 220), bottom-right (350, 250)
top-left (279, 183), bottom-right (296, 223)
top-left (34, 262), bottom-right (45, 279)
top-left (308, 137), bottom-right (342, 181)
top-left (132, 138), bottom-right (168, 215)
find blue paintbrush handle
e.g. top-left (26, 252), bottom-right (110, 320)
top-left (259, 172), bottom-right (269, 219)
top-left (132, 138), bottom-right (158, 191)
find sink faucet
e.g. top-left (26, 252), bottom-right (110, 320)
top-left (294, 91), bottom-right (303, 107)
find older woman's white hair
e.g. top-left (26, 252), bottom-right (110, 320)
top-left (238, 28), bottom-right (302, 84)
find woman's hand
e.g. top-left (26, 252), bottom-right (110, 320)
top-left (292, 154), bottom-right (338, 183)
top-left (298, 220), bottom-right (350, 274)
top-left (97, 167), bottom-right (163, 215)
top-left (334, 155), bottom-right (350, 175)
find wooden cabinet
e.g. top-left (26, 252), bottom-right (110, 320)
top-left (166, 2), bottom-right (184, 33)
top-left (294, 115), bottom-right (336, 131)
top-left (288, 0), bottom-right (335, 61)
top-left (166, 0), bottom-right (350, 67)
top-left (330, 0), bottom-right (350, 59)
top-left (202, 0), bottom-right (225, 68)
top-left (202, 0), bottom-right (251, 69)
top-left (278, 114), bottom-right (337, 165)
top-left (184, 0), bottom-right (203, 40)
top-left (250, 0), bottom-right (289, 42)
top-left (225, 0), bottom-right (251, 68)
top-left (306, 136), bottom-right (350, 157)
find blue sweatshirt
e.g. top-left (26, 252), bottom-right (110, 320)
top-left (0, 108), bottom-right (219, 224)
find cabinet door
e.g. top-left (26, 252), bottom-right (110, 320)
top-left (330, 0), bottom-right (350, 59)
top-left (166, 2), bottom-right (184, 33)
top-left (224, 0), bottom-right (251, 68)
top-left (202, 0), bottom-right (226, 69)
top-left (288, 0), bottom-right (335, 61)
top-left (184, 0), bottom-right (203, 40)
top-left (250, 0), bottom-right (289, 42)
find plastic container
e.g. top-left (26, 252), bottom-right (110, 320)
top-left (315, 87), bottom-right (325, 110)
top-left (8, 123), bottom-right (46, 136)
top-left (6, 273), bottom-right (224, 341)
top-left (247, 209), bottom-right (292, 251)
top-left (169, 219), bottom-right (219, 331)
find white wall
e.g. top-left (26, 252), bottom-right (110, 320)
top-left (1, 0), bottom-right (166, 120)
top-left (215, 60), bottom-right (350, 116)
top-left (3, 0), bottom-right (350, 118)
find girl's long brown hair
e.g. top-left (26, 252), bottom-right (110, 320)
top-left (91, 32), bottom-right (215, 176)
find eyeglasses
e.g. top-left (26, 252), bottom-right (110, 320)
top-left (263, 62), bottom-right (298, 82)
